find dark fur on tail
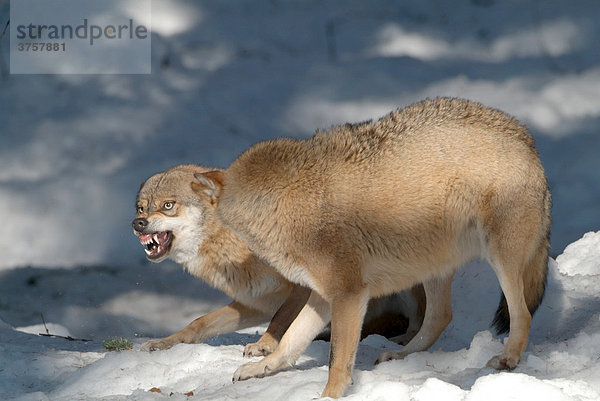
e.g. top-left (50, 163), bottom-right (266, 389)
top-left (491, 239), bottom-right (550, 334)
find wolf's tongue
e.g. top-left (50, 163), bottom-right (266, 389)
top-left (156, 232), bottom-right (168, 243)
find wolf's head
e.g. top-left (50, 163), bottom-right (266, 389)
top-left (132, 164), bottom-right (221, 264)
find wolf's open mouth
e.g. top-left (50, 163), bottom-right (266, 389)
top-left (138, 231), bottom-right (173, 260)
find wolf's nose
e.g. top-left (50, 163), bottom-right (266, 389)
top-left (132, 217), bottom-right (148, 232)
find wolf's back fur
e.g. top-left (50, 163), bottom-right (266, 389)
top-left (219, 98), bottom-right (550, 299)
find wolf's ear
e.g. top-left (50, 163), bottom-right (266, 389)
top-left (192, 171), bottom-right (224, 203)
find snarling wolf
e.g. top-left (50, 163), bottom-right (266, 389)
top-left (133, 165), bottom-right (424, 356)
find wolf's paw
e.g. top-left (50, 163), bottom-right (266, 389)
top-left (486, 354), bottom-right (519, 370)
top-left (321, 374), bottom-right (352, 399)
top-left (232, 360), bottom-right (271, 381)
top-left (244, 339), bottom-right (277, 357)
top-left (141, 338), bottom-right (175, 352)
top-left (374, 350), bottom-right (406, 365)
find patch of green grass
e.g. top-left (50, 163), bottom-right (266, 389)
top-left (102, 337), bottom-right (133, 351)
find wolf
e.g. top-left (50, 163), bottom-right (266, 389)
top-left (196, 97), bottom-right (551, 398)
top-left (132, 165), bottom-right (424, 356)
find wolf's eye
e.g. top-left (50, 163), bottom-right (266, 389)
top-left (162, 201), bottom-right (175, 211)
top-left (136, 206), bottom-right (144, 214)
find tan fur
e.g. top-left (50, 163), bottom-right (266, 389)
top-left (133, 165), bottom-right (423, 355)
top-left (199, 97), bottom-right (551, 398)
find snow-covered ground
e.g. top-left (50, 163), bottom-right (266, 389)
top-left (1, 232), bottom-right (599, 400)
top-left (0, 0), bottom-right (599, 400)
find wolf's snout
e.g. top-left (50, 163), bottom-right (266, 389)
top-left (132, 217), bottom-right (149, 232)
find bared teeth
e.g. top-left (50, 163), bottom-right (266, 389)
top-left (139, 234), bottom-right (155, 246)
top-left (139, 232), bottom-right (171, 259)
top-left (144, 244), bottom-right (164, 257)
top-left (139, 233), bottom-right (162, 246)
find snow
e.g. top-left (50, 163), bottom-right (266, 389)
top-left (0, 0), bottom-right (599, 400)
top-left (1, 232), bottom-right (599, 400)
top-left (556, 232), bottom-right (600, 276)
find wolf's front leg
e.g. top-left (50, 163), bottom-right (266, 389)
top-left (142, 301), bottom-right (268, 351)
top-left (321, 287), bottom-right (370, 399)
top-left (244, 285), bottom-right (311, 357)
top-left (233, 291), bottom-right (330, 380)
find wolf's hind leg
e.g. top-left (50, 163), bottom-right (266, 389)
top-left (375, 274), bottom-right (453, 364)
top-left (486, 256), bottom-right (531, 370)
top-left (389, 284), bottom-right (426, 345)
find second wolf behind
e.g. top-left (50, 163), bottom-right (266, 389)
top-left (132, 164), bottom-right (424, 356)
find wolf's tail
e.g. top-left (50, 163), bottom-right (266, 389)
top-left (491, 231), bottom-right (550, 334)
